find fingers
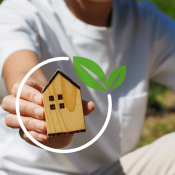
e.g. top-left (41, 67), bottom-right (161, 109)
top-left (12, 82), bottom-right (43, 105)
top-left (19, 129), bottom-right (75, 148)
top-left (82, 100), bottom-right (95, 116)
top-left (19, 129), bottom-right (48, 142)
top-left (2, 95), bottom-right (44, 119)
top-left (25, 80), bottom-right (44, 92)
top-left (5, 113), bottom-right (47, 133)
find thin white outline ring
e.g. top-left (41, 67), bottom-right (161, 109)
top-left (16, 57), bottom-right (112, 153)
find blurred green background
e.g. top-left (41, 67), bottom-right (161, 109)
top-left (0, 0), bottom-right (175, 148)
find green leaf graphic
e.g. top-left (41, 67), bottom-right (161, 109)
top-left (107, 66), bottom-right (126, 90)
top-left (73, 56), bottom-right (107, 91)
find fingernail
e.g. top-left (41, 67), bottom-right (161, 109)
top-left (38, 134), bottom-right (48, 141)
top-left (34, 108), bottom-right (44, 119)
top-left (34, 95), bottom-right (42, 104)
top-left (35, 121), bottom-right (45, 132)
top-left (88, 101), bottom-right (95, 111)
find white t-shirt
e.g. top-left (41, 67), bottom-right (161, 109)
top-left (0, 0), bottom-right (175, 174)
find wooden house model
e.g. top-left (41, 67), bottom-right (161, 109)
top-left (42, 69), bottom-right (86, 137)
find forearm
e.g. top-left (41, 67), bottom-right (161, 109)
top-left (2, 50), bottom-right (47, 94)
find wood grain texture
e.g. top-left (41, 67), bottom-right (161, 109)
top-left (43, 73), bottom-right (85, 136)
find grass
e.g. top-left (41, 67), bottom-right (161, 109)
top-left (137, 113), bottom-right (175, 148)
top-left (147, 81), bottom-right (168, 114)
top-left (137, 90), bottom-right (175, 148)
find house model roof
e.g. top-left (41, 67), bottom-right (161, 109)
top-left (42, 69), bottom-right (80, 93)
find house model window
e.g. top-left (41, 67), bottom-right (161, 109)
top-left (59, 103), bottom-right (65, 109)
top-left (58, 94), bottom-right (63, 100)
top-left (50, 104), bottom-right (56, 110)
top-left (49, 94), bottom-right (65, 110)
top-left (49, 96), bottom-right (54, 101)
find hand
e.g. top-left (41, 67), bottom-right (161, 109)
top-left (2, 80), bottom-right (95, 149)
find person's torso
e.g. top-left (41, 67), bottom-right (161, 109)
top-left (0, 0), bottom-right (151, 174)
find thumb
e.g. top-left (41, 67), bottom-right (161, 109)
top-left (82, 100), bottom-right (95, 116)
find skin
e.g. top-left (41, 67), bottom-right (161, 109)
top-left (65, 0), bottom-right (113, 27)
top-left (2, 0), bottom-right (113, 149)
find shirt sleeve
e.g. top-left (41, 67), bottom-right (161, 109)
top-left (0, 0), bottom-right (40, 78)
top-left (149, 3), bottom-right (175, 93)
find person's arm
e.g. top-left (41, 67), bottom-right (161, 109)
top-left (146, 2), bottom-right (175, 92)
top-left (2, 50), bottom-right (95, 148)
top-left (3, 50), bottom-right (47, 93)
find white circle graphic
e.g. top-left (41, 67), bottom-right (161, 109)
top-left (16, 57), bottom-right (112, 153)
